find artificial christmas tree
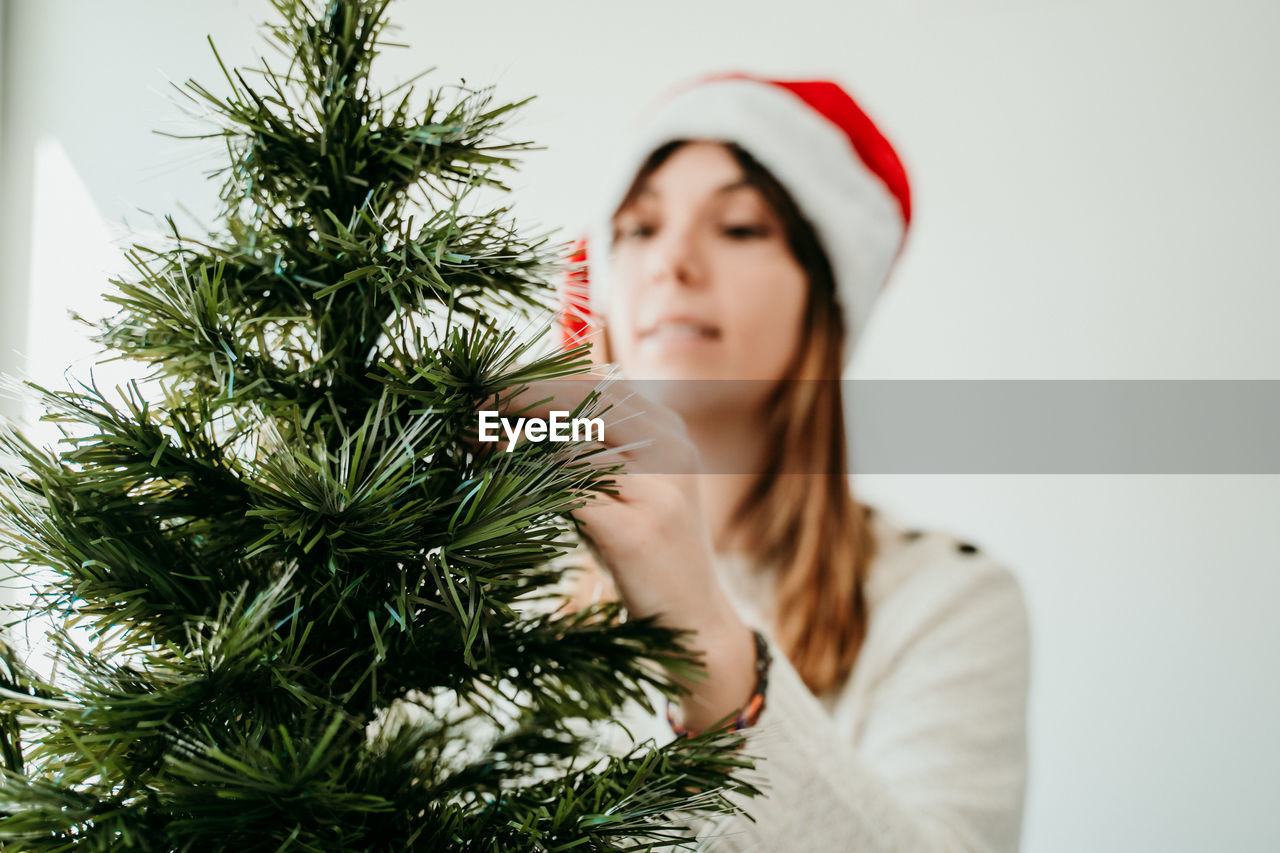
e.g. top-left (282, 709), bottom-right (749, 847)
top-left (0, 1), bottom-right (756, 849)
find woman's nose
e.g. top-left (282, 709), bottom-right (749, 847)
top-left (644, 223), bottom-right (704, 289)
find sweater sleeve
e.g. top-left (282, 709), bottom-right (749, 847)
top-left (696, 554), bottom-right (1031, 853)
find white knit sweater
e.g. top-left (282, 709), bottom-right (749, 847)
top-left (612, 506), bottom-right (1031, 853)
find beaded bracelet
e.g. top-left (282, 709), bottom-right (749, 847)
top-left (666, 628), bottom-right (773, 738)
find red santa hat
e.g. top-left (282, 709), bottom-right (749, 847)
top-left (557, 71), bottom-right (912, 368)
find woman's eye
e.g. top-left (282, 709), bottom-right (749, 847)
top-left (722, 224), bottom-right (770, 239)
top-left (616, 223), bottom-right (655, 240)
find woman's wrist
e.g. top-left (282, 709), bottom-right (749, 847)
top-left (672, 613), bottom-right (760, 735)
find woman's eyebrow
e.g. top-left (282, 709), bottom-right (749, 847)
top-left (713, 179), bottom-right (752, 195)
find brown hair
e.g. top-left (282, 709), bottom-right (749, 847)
top-left (599, 139), bottom-right (878, 695)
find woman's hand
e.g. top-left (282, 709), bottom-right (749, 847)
top-left (478, 373), bottom-right (758, 734)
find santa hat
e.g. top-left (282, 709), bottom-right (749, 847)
top-left (556, 71), bottom-right (912, 369)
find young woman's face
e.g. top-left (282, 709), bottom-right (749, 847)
top-left (607, 142), bottom-right (809, 387)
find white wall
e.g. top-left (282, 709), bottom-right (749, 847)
top-left (1, 1), bottom-right (1277, 850)
top-left (0, 0), bottom-right (17, 423)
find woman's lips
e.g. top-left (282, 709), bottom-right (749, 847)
top-left (638, 319), bottom-right (721, 345)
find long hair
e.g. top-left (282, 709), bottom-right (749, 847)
top-left (597, 140), bottom-right (878, 695)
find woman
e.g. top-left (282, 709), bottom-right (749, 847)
top-left (510, 72), bottom-right (1030, 852)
